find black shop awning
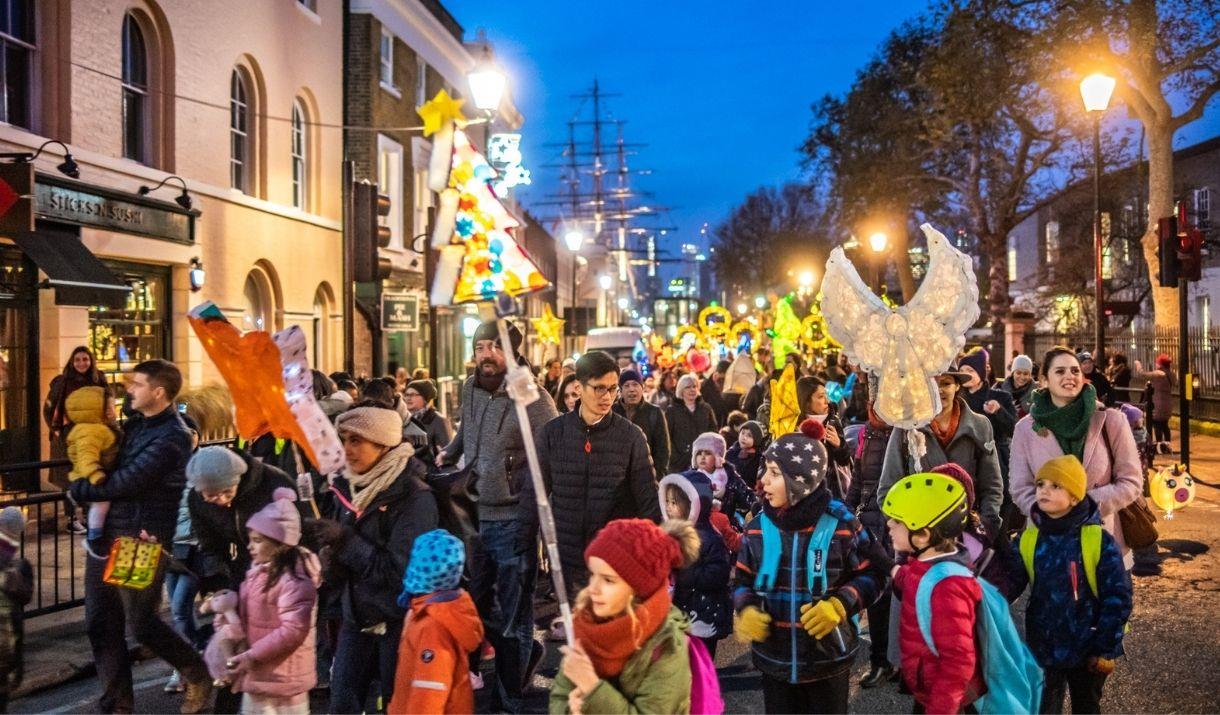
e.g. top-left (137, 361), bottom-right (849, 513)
top-left (10, 227), bottom-right (130, 308)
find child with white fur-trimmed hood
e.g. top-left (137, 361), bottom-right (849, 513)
top-left (689, 433), bottom-right (760, 553)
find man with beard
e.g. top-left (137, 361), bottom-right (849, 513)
top-left (436, 321), bottom-right (556, 714)
top-left (612, 369), bottom-right (670, 474)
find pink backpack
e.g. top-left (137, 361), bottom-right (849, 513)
top-left (687, 636), bottom-right (724, 715)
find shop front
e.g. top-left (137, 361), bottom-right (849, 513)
top-left (0, 171), bottom-right (196, 489)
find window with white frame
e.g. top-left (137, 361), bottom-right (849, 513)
top-left (291, 99), bottom-right (307, 209)
top-left (121, 14), bottom-right (149, 163)
top-left (1195, 187), bottom-right (1211, 226)
top-left (1044, 220), bottom-right (1059, 265)
top-left (416, 55), bottom-right (428, 107)
top-left (230, 69), bottom-right (250, 193)
top-left (379, 29), bottom-right (394, 88)
top-left (377, 134), bottom-right (404, 249)
top-left (0, 0), bottom-right (33, 129)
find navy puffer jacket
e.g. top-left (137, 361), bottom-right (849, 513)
top-left (660, 472), bottom-right (732, 640)
top-left (69, 406), bottom-right (191, 544)
top-left (1008, 497), bottom-right (1133, 669)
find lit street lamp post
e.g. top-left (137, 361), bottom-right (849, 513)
top-left (868, 231), bottom-right (889, 294)
top-left (1080, 72), bottom-right (1115, 360)
top-left (564, 229), bottom-right (583, 350)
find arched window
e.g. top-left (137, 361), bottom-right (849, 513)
top-left (242, 272), bottom-right (267, 331)
top-left (230, 69), bottom-right (250, 192)
top-left (312, 283), bottom-right (334, 371)
top-left (291, 99), bottom-right (307, 209)
top-left (121, 13), bottom-right (149, 162)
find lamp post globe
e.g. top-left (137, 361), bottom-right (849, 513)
top-left (868, 231), bottom-right (889, 254)
top-left (468, 66), bottom-right (506, 112)
top-left (1079, 72), bottom-right (1116, 112)
top-left (563, 230), bottom-right (584, 252)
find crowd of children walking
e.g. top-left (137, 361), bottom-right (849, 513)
top-left (48, 338), bottom-right (1154, 715)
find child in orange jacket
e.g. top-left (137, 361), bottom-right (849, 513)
top-left (387, 529), bottom-right (484, 715)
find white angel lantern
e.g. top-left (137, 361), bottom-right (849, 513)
top-left (819, 223), bottom-right (979, 443)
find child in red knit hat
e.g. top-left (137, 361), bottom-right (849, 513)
top-left (550, 518), bottom-right (700, 714)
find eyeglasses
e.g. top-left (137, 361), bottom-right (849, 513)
top-left (403, 391), bottom-right (421, 398)
top-left (583, 382), bottom-right (620, 398)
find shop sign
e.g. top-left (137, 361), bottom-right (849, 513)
top-left (34, 176), bottom-right (195, 244)
top-left (382, 292), bottom-right (420, 331)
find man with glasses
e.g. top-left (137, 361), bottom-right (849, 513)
top-left (522, 350), bottom-right (661, 594)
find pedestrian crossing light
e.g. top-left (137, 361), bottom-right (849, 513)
top-left (352, 180), bottom-right (393, 283)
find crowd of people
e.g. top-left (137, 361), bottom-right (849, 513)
top-left (32, 332), bottom-right (1169, 714)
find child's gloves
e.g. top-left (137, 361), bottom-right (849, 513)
top-left (799, 597), bottom-right (846, 639)
top-left (1088, 656), bottom-right (1116, 675)
top-left (735, 606), bottom-right (771, 643)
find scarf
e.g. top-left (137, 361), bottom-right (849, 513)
top-left (1030, 383), bottom-right (1097, 461)
top-left (343, 442), bottom-right (415, 515)
top-left (928, 399), bottom-right (961, 449)
top-left (573, 586), bottom-right (672, 679)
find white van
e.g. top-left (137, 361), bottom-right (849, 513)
top-left (584, 327), bottom-right (643, 368)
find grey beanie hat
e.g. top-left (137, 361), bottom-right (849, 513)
top-left (187, 446), bottom-right (248, 492)
top-left (335, 405), bottom-right (404, 447)
top-left (0, 506), bottom-right (25, 541)
top-left (1011, 354), bottom-right (1033, 372)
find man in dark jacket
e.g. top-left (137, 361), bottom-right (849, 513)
top-left (186, 447), bottom-right (299, 594)
top-left (1078, 351), bottom-right (1114, 406)
top-left (70, 360), bottom-right (212, 714)
top-left (525, 351), bottom-right (661, 592)
top-left (437, 321), bottom-right (555, 714)
top-left (666, 373), bottom-right (718, 474)
top-left (612, 369), bottom-right (670, 474)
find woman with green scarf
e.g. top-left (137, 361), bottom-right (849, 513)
top-left (1010, 347), bottom-right (1144, 567)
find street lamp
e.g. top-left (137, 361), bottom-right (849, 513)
top-left (467, 50), bottom-right (506, 112)
top-left (736, 302), bottom-right (748, 316)
top-left (754, 295), bottom-right (767, 309)
top-left (563, 229), bottom-right (584, 349)
top-left (1080, 71), bottom-right (1115, 360)
top-left (868, 231), bottom-right (889, 293)
top-left (598, 274), bottom-right (612, 291)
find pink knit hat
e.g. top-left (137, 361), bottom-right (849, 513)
top-left (246, 488), bottom-right (301, 546)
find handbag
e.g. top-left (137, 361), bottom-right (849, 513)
top-left (102, 536), bottom-right (162, 589)
top-left (1098, 410), bottom-right (1159, 549)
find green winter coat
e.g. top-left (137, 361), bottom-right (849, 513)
top-left (550, 606), bottom-right (692, 714)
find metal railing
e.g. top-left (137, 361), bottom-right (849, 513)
top-left (0, 439), bottom-right (232, 618)
top-left (1027, 327), bottom-right (1220, 421)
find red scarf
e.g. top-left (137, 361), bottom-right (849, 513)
top-left (929, 400), bottom-right (961, 449)
top-left (573, 586), bottom-right (671, 679)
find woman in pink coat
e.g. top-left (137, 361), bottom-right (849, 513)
top-left (1010, 347), bottom-right (1144, 568)
top-left (224, 488), bottom-right (320, 714)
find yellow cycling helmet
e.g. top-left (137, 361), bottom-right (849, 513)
top-left (882, 472), bottom-right (969, 534)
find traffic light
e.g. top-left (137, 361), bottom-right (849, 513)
top-left (352, 180), bottom-right (393, 283)
top-left (1180, 225), bottom-right (1203, 282)
top-left (1157, 216), bottom-right (1179, 288)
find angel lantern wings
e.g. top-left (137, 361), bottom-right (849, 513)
top-left (819, 223), bottom-right (979, 430)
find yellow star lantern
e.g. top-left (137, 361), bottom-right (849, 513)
top-left (769, 363), bottom-right (800, 437)
top-left (531, 305), bottom-right (565, 346)
top-left (416, 89), bottom-right (467, 137)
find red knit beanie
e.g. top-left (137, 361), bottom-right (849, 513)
top-left (584, 519), bottom-right (682, 599)
top-left (930, 462), bottom-right (976, 508)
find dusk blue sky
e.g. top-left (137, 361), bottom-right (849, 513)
top-left (450, 1), bottom-right (1220, 260)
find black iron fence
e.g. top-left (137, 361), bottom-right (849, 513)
top-left (0, 439), bottom-right (232, 618)
top-left (1027, 327), bottom-right (1220, 421)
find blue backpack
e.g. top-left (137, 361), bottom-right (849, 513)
top-left (915, 561), bottom-right (1043, 715)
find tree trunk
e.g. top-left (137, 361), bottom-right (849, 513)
top-left (985, 232), bottom-right (1008, 358)
top-left (893, 228), bottom-right (917, 303)
top-left (1143, 124), bottom-right (1179, 329)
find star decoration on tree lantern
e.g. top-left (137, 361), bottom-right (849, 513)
top-left (416, 89), bottom-right (467, 136)
top-left (531, 304), bottom-right (565, 345)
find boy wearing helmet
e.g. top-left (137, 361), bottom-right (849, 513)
top-left (883, 472), bottom-right (986, 714)
top-left (733, 420), bottom-right (889, 713)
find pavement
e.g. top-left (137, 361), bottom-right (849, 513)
top-left (11, 430), bottom-right (1220, 713)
